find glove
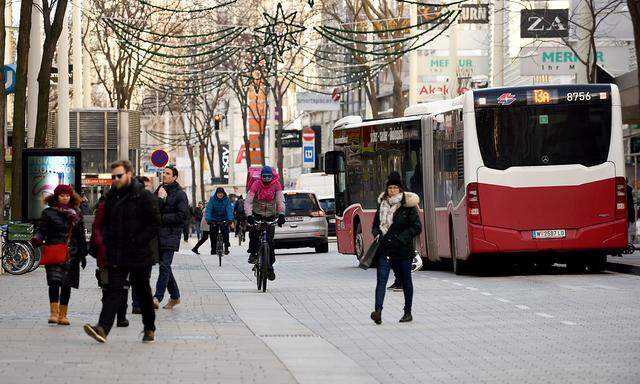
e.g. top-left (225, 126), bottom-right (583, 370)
top-left (80, 256), bottom-right (87, 270)
top-left (277, 214), bottom-right (286, 227)
top-left (247, 215), bottom-right (255, 225)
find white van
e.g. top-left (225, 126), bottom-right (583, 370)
top-left (295, 173), bottom-right (336, 235)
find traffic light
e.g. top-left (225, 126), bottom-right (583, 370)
top-left (214, 114), bottom-right (221, 130)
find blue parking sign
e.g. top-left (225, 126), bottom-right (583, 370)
top-left (303, 143), bottom-right (315, 168)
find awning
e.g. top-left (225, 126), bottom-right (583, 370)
top-left (616, 69), bottom-right (639, 124)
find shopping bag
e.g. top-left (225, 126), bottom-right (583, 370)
top-left (359, 237), bottom-right (379, 270)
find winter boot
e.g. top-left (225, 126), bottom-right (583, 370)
top-left (370, 309), bottom-right (382, 325)
top-left (399, 310), bottom-right (413, 323)
top-left (48, 302), bottom-right (59, 324)
top-left (58, 305), bottom-right (70, 325)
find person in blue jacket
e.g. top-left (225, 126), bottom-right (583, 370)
top-left (206, 187), bottom-right (234, 255)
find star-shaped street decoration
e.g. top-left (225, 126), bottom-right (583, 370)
top-left (254, 2), bottom-right (306, 62)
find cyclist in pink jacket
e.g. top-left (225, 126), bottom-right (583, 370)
top-left (245, 166), bottom-right (285, 280)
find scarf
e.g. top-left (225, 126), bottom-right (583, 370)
top-left (378, 193), bottom-right (403, 236)
top-left (54, 203), bottom-right (81, 227)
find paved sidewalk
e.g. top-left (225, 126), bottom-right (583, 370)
top-left (0, 240), bottom-right (296, 384)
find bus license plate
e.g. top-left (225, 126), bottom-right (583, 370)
top-left (286, 216), bottom-right (304, 222)
top-left (532, 229), bottom-right (566, 239)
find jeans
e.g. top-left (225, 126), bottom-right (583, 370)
top-left (154, 250), bottom-right (180, 301)
top-left (48, 285), bottom-right (71, 305)
top-left (98, 265), bottom-right (155, 335)
top-left (210, 222), bottom-right (230, 253)
top-left (194, 221), bottom-right (202, 240)
top-left (374, 254), bottom-right (413, 312)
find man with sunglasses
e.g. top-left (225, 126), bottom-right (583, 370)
top-left (84, 160), bottom-right (160, 343)
top-left (245, 166), bottom-right (286, 281)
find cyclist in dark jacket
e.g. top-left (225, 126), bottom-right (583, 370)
top-left (33, 184), bottom-right (87, 326)
top-left (153, 166), bottom-right (189, 310)
top-left (206, 187), bottom-right (234, 254)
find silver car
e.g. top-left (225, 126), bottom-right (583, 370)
top-left (274, 190), bottom-right (329, 253)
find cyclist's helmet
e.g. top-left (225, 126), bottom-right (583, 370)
top-left (261, 166), bottom-right (274, 184)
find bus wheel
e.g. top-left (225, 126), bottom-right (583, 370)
top-left (450, 232), bottom-right (464, 275)
top-left (586, 254), bottom-right (606, 273)
top-left (355, 223), bottom-right (364, 261)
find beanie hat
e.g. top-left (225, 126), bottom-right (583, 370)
top-left (261, 166), bottom-right (273, 176)
top-left (385, 172), bottom-right (403, 189)
top-left (54, 184), bottom-right (74, 197)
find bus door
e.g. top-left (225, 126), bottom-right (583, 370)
top-left (421, 116), bottom-right (440, 262)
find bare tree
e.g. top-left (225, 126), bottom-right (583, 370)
top-left (11, 0), bottom-right (33, 220)
top-left (84, 0), bottom-right (187, 109)
top-left (0, 0), bottom-right (6, 222)
top-left (34, 0), bottom-right (69, 147)
top-left (628, 0), bottom-right (639, 108)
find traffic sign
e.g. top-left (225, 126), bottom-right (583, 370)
top-left (151, 149), bottom-right (169, 168)
top-left (302, 128), bottom-right (315, 142)
top-left (4, 64), bottom-right (16, 94)
top-left (303, 143), bottom-right (315, 168)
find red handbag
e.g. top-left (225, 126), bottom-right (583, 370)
top-left (40, 243), bottom-right (70, 265)
top-left (39, 225), bottom-right (72, 266)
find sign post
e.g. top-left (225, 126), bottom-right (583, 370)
top-left (302, 128), bottom-right (315, 169)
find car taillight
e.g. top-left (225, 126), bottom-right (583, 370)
top-left (310, 210), bottom-right (325, 217)
top-left (466, 183), bottom-right (482, 225)
top-left (615, 177), bottom-right (627, 220)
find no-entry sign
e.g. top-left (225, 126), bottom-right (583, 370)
top-left (151, 149), bottom-right (169, 168)
top-left (302, 128), bottom-right (315, 142)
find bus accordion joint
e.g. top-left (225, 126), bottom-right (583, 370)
top-left (466, 183), bottom-right (482, 225)
top-left (615, 177), bottom-right (627, 220)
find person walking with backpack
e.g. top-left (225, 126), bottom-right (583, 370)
top-left (234, 195), bottom-right (246, 237)
top-left (370, 172), bottom-right (421, 325)
top-left (206, 187), bottom-right (234, 255)
top-left (32, 185), bottom-right (88, 326)
top-left (153, 166), bottom-right (189, 310)
top-left (83, 160), bottom-right (161, 343)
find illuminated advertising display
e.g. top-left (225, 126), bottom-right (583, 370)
top-left (22, 149), bottom-right (82, 222)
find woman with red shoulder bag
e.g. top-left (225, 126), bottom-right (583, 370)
top-left (32, 185), bottom-right (88, 325)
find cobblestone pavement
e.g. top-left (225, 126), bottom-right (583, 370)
top-left (1, 237), bottom-right (640, 384)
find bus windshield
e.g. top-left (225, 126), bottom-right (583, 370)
top-left (475, 103), bottom-right (612, 170)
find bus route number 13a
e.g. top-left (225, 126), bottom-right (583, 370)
top-left (566, 92), bottom-right (591, 102)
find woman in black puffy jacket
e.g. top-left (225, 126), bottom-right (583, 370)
top-left (33, 184), bottom-right (87, 326)
top-left (370, 172), bottom-right (421, 325)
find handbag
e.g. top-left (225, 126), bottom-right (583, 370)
top-left (39, 225), bottom-right (73, 266)
top-left (359, 236), bottom-right (380, 270)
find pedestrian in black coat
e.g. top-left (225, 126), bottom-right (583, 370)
top-left (84, 160), bottom-right (161, 344)
top-left (33, 184), bottom-right (87, 326)
top-left (153, 166), bottom-right (189, 310)
top-left (370, 172), bottom-right (422, 325)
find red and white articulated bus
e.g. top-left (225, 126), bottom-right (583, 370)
top-left (323, 84), bottom-right (627, 274)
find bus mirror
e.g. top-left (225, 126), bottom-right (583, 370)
top-left (324, 151), bottom-right (341, 174)
top-left (444, 148), bottom-right (457, 172)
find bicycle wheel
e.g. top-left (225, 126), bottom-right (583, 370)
top-left (256, 259), bottom-right (262, 290)
top-left (1, 242), bottom-right (35, 275)
top-left (28, 243), bottom-right (41, 272)
top-left (261, 243), bottom-right (269, 293)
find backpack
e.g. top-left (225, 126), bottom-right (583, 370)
top-left (246, 166), bottom-right (280, 192)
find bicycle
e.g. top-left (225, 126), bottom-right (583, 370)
top-left (211, 221), bottom-right (228, 267)
top-left (237, 218), bottom-right (247, 246)
top-left (251, 218), bottom-right (278, 293)
top-left (0, 223), bottom-right (36, 275)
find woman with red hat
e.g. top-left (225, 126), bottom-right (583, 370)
top-left (32, 184), bottom-right (88, 325)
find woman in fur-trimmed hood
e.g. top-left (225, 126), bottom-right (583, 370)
top-left (370, 172), bottom-right (421, 325)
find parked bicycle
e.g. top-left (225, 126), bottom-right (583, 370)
top-left (0, 222), bottom-right (37, 275)
top-left (252, 218), bottom-right (278, 292)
